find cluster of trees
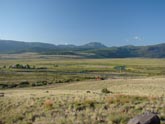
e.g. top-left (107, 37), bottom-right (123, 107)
top-left (0, 81), bottom-right (48, 89)
top-left (9, 64), bottom-right (33, 69)
top-left (7, 64), bottom-right (48, 69)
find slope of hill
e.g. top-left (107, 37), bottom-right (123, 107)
top-left (0, 39), bottom-right (164, 58)
top-left (86, 43), bottom-right (165, 58)
top-left (0, 40), bottom-right (56, 53)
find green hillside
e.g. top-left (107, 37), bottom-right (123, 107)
top-left (0, 40), bottom-right (165, 58)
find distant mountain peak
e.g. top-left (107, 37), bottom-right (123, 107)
top-left (81, 42), bottom-right (107, 49)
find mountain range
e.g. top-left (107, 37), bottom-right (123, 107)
top-left (0, 40), bottom-right (165, 58)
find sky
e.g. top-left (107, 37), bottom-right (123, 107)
top-left (0, 0), bottom-right (165, 46)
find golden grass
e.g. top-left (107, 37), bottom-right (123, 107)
top-left (0, 78), bottom-right (164, 123)
top-left (47, 78), bottom-right (165, 97)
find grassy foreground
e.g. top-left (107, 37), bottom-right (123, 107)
top-left (0, 78), bottom-right (165, 124)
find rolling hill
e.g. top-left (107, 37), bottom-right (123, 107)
top-left (0, 39), bottom-right (164, 58)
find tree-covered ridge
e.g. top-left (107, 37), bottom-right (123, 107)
top-left (0, 40), bottom-right (164, 58)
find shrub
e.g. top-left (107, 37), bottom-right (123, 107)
top-left (34, 81), bottom-right (48, 86)
top-left (37, 67), bottom-right (47, 69)
top-left (8, 84), bottom-right (18, 88)
top-left (96, 76), bottom-right (105, 80)
top-left (86, 91), bottom-right (91, 93)
top-left (109, 113), bottom-right (130, 124)
top-left (71, 100), bottom-right (97, 111)
top-left (101, 88), bottom-right (112, 94)
top-left (18, 81), bottom-right (30, 87)
top-left (56, 80), bottom-right (63, 83)
top-left (31, 83), bottom-right (36, 87)
top-left (0, 84), bottom-right (9, 89)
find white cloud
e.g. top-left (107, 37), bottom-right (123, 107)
top-left (133, 36), bottom-right (143, 41)
top-left (126, 36), bottom-right (144, 42)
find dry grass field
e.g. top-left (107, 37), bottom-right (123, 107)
top-left (0, 54), bottom-right (165, 124)
top-left (1, 78), bottom-right (165, 124)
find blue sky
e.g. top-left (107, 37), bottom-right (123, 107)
top-left (0, 0), bottom-right (165, 46)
